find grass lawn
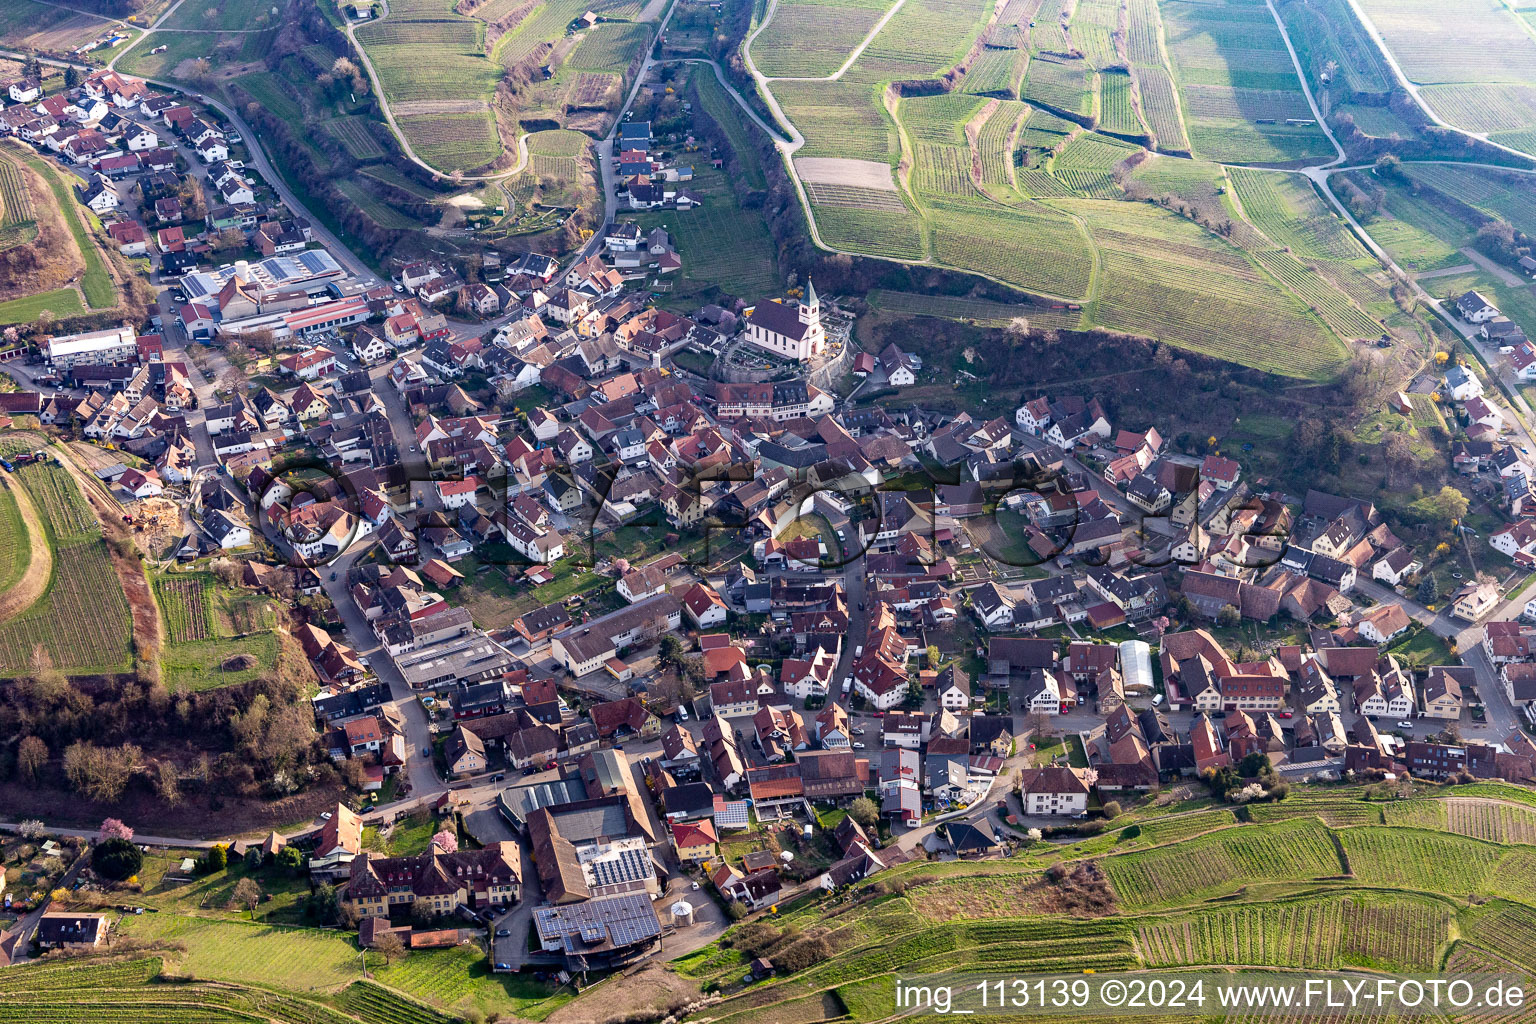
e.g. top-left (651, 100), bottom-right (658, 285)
top-left (0, 287), bottom-right (84, 325)
top-left (1385, 624), bottom-right (1456, 667)
top-left (385, 811), bottom-right (438, 855)
top-left (116, 914), bottom-right (366, 992)
top-left (133, 853), bottom-right (313, 923)
top-left (161, 632), bottom-right (281, 691)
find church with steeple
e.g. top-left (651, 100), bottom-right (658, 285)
top-left (743, 278), bottom-right (827, 362)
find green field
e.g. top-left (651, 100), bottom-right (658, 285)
top-left (0, 288), bottom-right (85, 325)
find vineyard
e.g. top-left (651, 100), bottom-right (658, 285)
top-left (1100, 818), bottom-right (1345, 908)
top-left (972, 100), bottom-right (1026, 200)
top-left (1051, 131), bottom-right (1136, 198)
top-left (18, 461), bottom-right (96, 544)
top-left (352, 0), bottom-right (504, 172)
top-left (1099, 69), bottom-right (1144, 138)
top-left (751, 0), bottom-right (892, 78)
top-left (962, 46), bottom-right (1022, 97)
top-left (564, 21), bottom-right (648, 74)
top-left (927, 199), bottom-right (1094, 298)
top-left (152, 568), bottom-right (281, 691)
top-left (0, 483), bottom-right (27, 598)
top-left (1080, 202), bottom-right (1352, 380)
top-left (1227, 167), bottom-right (1369, 261)
top-left (814, 205), bottom-right (927, 260)
top-left (1022, 53), bottom-right (1095, 120)
top-left (838, 0), bottom-right (988, 86)
top-left (628, 164), bottom-right (779, 300)
top-left (1404, 164), bottom-right (1536, 237)
top-left (1339, 826), bottom-right (1515, 899)
top-left (1357, 0), bottom-right (1536, 85)
top-left (0, 538), bottom-right (133, 676)
top-left (1136, 893), bottom-right (1453, 972)
top-left (323, 118), bottom-right (387, 162)
top-left (333, 982), bottom-right (458, 1024)
top-left (0, 150), bottom-right (36, 251)
top-left (804, 182), bottom-right (911, 212)
top-left (1252, 249), bottom-right (1383, 339)
top-left (1158, 0), bottom-right (1330, 164)
top-left (336, 178), bottom-right (426, 232)
top-left (155, 573), bottom-right (214, 644)
top-left (396, 110), bottom-right (501, 172)
top-left (1245, 797), bottom-right (1384, 827)
top-left (1132, 66), bottom-right (1188, 151)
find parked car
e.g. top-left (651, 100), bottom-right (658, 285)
top-left (1396, 720), bottom-right (1415, 730)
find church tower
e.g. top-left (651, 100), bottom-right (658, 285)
top-left (799, 276), bottom-right (820, 326)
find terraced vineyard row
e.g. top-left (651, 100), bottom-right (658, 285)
top-left (1340, 827), bottom-right (1505, 898)
top-left (1252, 249), bottom-right (1382, 339)
top-left (1228, 167), bottom-right (1368, 261)
top-left (815, 206), bottom-right (927, 259)
top-left (804, 182), bottom-right (910, 212)
top-left (1133, 66), bottom-right (1188, 151)
top-left (974, 100), bottom-right (1027, 198)
top-left (927, 200), bottom-right (1093, 298)
top-left (0, 539), bottom-right (134, 675)
top-left (962, 46), bottom-right (1022, 96)
top-left (18, 460), bottom-right (95, 543)
top-left (1137, 894), bottom-right (1450, 971)
top-left (1099, 69), bottom-right (1144, 137)
top-left (1246, 798), bottom-right (1384, 827)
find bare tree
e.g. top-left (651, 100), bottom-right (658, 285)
top-left (374, 930), bottom-right (406, 963)
top-left (18, 735), bottom-right (48, 782)
top-left (230, 876), bottom-right (263, 915)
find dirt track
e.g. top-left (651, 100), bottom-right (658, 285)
top-left (0, 473), bottom-right (52, 622)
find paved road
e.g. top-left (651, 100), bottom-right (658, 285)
top-left (1352, 576), bottom-right (1524, 739)
top-left (320, 540), bottom-right (446, 801)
